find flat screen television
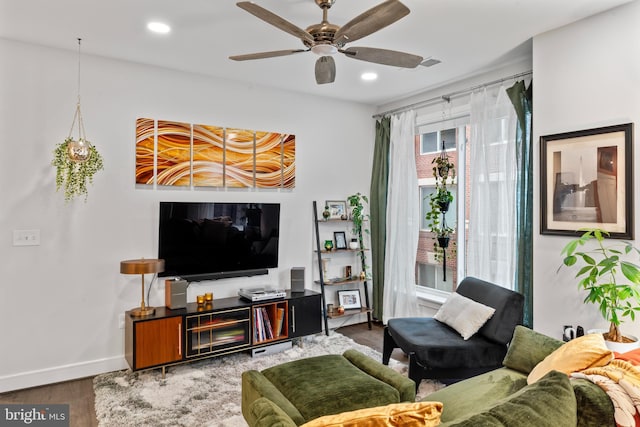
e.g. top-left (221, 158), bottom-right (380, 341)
top-left (158, 201), bottom-right (280, 281)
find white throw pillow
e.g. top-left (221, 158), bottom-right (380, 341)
top-left (433, 292), bottom-right (496, 340)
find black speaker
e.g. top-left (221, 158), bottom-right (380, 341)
top-left (165, 278), bottom-right (187, 309)
top-left (291, 267), bottom-right (305, 293)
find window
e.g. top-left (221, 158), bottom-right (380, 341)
top-left (420, 186), bottom-right (457, 231)
top-left (420, 128), bottom-right (456, 154)
top-left (416, 263), bottom-right (454, 291)
top-left (415, 124), bottom-right (469, 293)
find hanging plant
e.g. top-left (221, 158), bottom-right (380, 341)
top-left (53, 137), bottom-right (104, 202)
top-left (432, 146), bottom-right (456, 182)
top-left (52, 38), bottom-right (104, 202)
top-left (425, 140), bottom-right (456, 280)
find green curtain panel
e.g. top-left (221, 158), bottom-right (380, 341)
top-left (506, 80), bottom-right (533, 328)
top-left (369, 117), bottom-right (391, 321)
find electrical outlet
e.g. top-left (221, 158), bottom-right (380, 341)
top-left (119, 313), bottom-right (125, 329)
top-left (13, 229), bottom-right (40, 246)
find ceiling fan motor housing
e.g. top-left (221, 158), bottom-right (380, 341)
top-left (305, 22), bottom-right (341, 53)
top-left (315, 0), bottom-right (336, 9)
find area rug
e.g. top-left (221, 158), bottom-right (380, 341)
top-left (93, 332), bottom-right (443, 426)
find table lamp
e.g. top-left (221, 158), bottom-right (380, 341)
top-left (120, 258), bottom-right (165, 317)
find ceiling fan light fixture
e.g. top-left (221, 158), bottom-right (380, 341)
top-left (311, 44), bottom-right (338, 56)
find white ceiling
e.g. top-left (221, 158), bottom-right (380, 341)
top-left (0, 0), bottom-right (631, 106)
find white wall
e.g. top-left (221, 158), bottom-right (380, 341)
top-left (533, 1), bottom-right (640, 339)
top-left (0, 38), bottom-right (375, 392)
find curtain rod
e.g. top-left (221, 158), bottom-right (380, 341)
top-left (373, 70), bottom-right (532, 119)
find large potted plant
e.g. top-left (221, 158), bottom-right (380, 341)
top-left (560, 228), bottom-right (640, 349)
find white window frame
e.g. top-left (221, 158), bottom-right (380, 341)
top-left (419, 129), bottom-right (457, 155)
top-left (415, 107), bottom-right (469, 302)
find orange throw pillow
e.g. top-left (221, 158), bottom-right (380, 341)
top-left (300, 402), bottom-right (443, 427)
top-left (528, 333), bottom-right (613, 384)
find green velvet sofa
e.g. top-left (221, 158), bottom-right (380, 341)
top-left (242, 326), bottom-right (614, 426)
top-left (423, 325), bottom-right (614, 426)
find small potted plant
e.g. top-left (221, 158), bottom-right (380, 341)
top-left (560, 228), bottom-right (640, 349)
top-left (52, 137), bottom-right (104, 202)
top-left (432, 140), bottom-right (456, 182)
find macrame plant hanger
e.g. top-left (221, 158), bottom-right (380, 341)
top-left (66, 38), bottom-right (91, 163)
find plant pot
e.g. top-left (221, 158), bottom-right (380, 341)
top-left (437, 236), bottom-right (450, 249)
top-left (66, 138), bottom-right (91, 162)
top-left (586, 328), bottom-right (640, 352)
top-left (349, 239), bottom-right (359, 250)
top-left (437, 165), bottom-right (450, 179)
top-left (437, 200), bottom-right (450, 212)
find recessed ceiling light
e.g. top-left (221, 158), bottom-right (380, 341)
top-left (361, 72), bottom-right (378, 81)
top-left (147, 21), bottom-right (171, 34)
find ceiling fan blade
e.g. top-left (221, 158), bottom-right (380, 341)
top-left (230, 49), bottom-right (308, 61)
top-left (315, 56), bottom-right (336, 85)
top-left (237, 2), bottom-right (314, 44)
top-left (333, 0), bottom-right (410, 46)
top-left (341, 46), bottom-right (422, 68)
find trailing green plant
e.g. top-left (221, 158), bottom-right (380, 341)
top-left (425, 143), bottom-right (456, 245)
top-left (424, 142), bottom-right (457, 281)
top-left (347, 192), bottom-right (369, 277)
top-left (433, 240), bottom-right (456, 264)
top-left (560, 228), bottom-right (640, 343)
top-left (432, 152), bottom-right (456, 183)
top-left (52, 137), bottom-right (104, 202)
top-left (425, 188), bottom-right (454, 236)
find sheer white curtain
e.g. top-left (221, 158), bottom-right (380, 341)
top-left (467, 86), bottom-right (517, 287)
top-left (383, 110), bottom-right (419, 322)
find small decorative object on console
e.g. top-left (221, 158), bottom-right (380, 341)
top-left (120, 258), bottom-right (165, 317)
top-left (238, 287), bottom-right (287, 302)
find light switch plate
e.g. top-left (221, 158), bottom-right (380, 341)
top-left (13, 229), bottom-right (40, 246)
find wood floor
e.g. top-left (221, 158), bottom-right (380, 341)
top-left (0, 322), bottom-right (398, 427)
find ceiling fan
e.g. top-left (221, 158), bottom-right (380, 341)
top-left (229, 0), bottom-right (423, 84)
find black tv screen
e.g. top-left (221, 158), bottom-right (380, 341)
top-left (158, 202), bottom-right (280, 281)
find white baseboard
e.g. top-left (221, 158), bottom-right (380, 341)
top-left (0, 357), bottom-right (128, 393)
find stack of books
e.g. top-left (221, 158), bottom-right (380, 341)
top-left (253, 307), bottom-right (286, 342)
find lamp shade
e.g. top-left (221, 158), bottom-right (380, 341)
top-left (120, 258), bottom-right (165, 275)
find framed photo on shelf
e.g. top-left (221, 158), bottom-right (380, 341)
top-left (337, 289), bottom-right (362, 310)
top-left (326, 200), bottom-right (347, 220)
top-left (334, 231), bottom-right (347, 249)
top-left (540, 123), bottom-right (633, 238)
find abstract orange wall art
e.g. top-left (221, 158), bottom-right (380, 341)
top-left (135, 118), bottom-right (295, 189)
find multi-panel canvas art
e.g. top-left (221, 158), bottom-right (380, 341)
top-left (135, 118), bottom-right (295, 189)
